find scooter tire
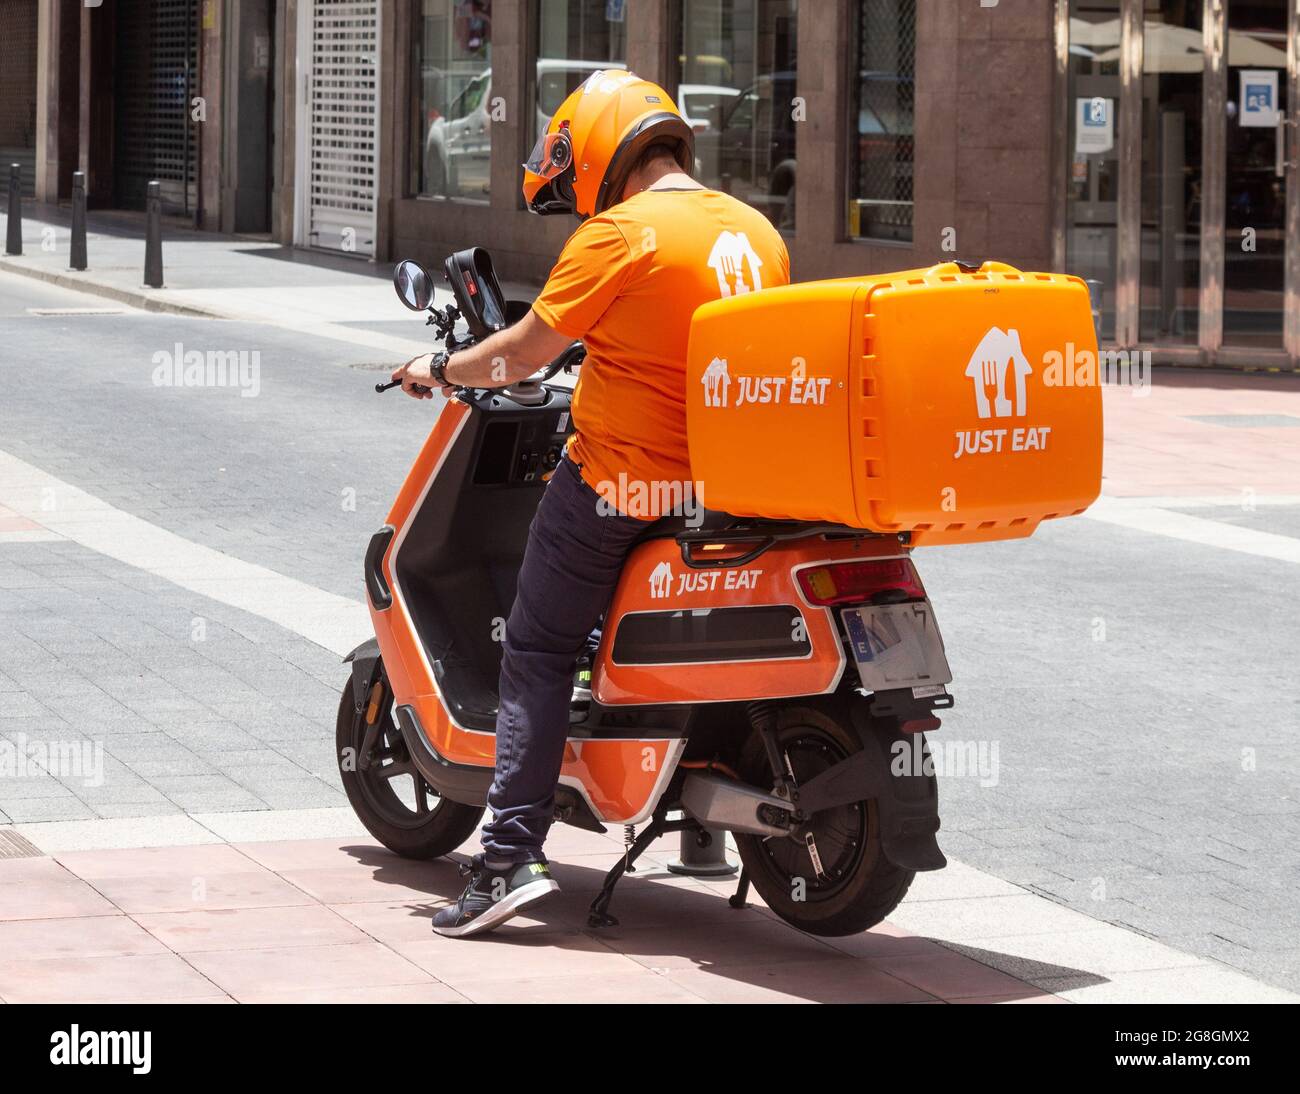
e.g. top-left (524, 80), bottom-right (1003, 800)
top-left (733, 699), bottom-right (915, 937)
top-left (335, 689), bottom-right (484, 860)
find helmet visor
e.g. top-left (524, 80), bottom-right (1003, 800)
top-left (524, 127), bottom-right (573, 181)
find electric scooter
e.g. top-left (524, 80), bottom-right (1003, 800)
top-left (338, 247), bottom-right (953, 935)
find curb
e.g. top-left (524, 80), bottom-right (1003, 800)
top-left (0, 256), bottom-right (225, 320)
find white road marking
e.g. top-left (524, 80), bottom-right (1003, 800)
top-left (1086, 497), bottom-right (1300, 565)
top-left (0, 529), bottom-right (64, 544)
top-left (11, 808), bottom-right (373, 852)
top-left (0, 454), bottom-right (1293, 1001)
top-left (0, 448), bottom-right (370, 655)
top-left (1104, 493), bottom-right (1300, 509)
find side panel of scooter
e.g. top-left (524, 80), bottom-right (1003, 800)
top-left (593, 534), bottom-right (907, 705)
top-left (370, 400), bottom-right (497, 767)
top-left (560, 738), bottom-right (683, 825)
top-left (368, 399), bottom-right (685, 825)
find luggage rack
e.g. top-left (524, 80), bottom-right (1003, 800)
top-left (676, 521), bottom-right (908, 569)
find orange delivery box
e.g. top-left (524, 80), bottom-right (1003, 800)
top-left (684, 261), bottom-right (1104, 546)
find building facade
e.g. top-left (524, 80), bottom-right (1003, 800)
top-left (17, 0), bottom-right (1300, 369)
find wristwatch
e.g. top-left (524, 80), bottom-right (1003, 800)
top-left (430, 353), bottom-right (452, 388)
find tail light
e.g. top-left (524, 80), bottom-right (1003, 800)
top-left (797, 558), bottom-right (924, 606)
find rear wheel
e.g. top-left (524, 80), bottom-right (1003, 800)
top-left (733, 701), bottom-right (913, 936)
top-left (335, 686), bottom-right (483, 859)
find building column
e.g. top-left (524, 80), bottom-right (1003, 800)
top-left (793, 0), bottom-right (852, 276)
top-left (488, 0), bottom-right (529, 215)
top-left (272, 0), bottom-right (300, 244)
top-left (627, 0), bottom-right (674, 85)
top-left (35, 0), bottom-right (66, 202)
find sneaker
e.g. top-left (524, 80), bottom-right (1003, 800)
top-left (570, 652), bottom-right (593, 720)
top-left (431, 855), bottom-right (560, 938)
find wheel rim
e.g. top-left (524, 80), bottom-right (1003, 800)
top-left (757, 729), bottom-right (868, 901)
top-left (354, 711), bottom-right (447, 830)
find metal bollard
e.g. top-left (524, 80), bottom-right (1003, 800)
top-left (667, 824), bottom-right (738, 877)
top-left (143, 180), bottom-right (163, 288)
top-left (1085, 278), bottom-right (1104, 340)
top-left (70, 171), bottom-right (87, 270)
top-left (5, 163), bottom-right (21, 256)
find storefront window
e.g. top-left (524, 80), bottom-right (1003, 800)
top-left (678, 0), bottom-right (799, 231)
top-left (1065, 0), bottom-right (1121, 341)
top-left (1139, 1), bottom-right (1203, 345)
top-left (849, 0), bottom-right (915, 243)
top-left (1223, 1), bottom-right (1288, 349)
top-left (535, 1), bottom-right (627, 142)
top-left (411, 1), bottom-right (493, 201)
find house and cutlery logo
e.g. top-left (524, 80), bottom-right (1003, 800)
top-left (648, 560), bottom-right (674, 599)
top-left (963, 326), bottom-right (1032, 419)
top-left (707, 230), bottom-right (764, 297)
top-left (954, 326), bottom-right (1050, 460)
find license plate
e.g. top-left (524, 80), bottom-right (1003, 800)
top-left (841, 601), bottom-right (953, 692)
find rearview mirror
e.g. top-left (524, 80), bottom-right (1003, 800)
top-left (393, 259), bottom-right (435, 311)
top-left (443, 247), bottom-right (507, 340)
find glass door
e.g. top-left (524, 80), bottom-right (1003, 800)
top-left (1139, 1), bottom-right (1204, 345)
top-left (1221, 0), bottom-right (1289, 349)
top-left (1065, 0), bottom-right (1123, 342)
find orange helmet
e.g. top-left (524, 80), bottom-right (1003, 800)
top-left (522, 70), bottom-right (694, 219)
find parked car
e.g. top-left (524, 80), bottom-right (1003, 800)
top-left (423, 59), bottom-right (626, 199)
top-left (694, 71), bottom-right (798, 229)
top-left (677, 83), bottom-right (739, 133)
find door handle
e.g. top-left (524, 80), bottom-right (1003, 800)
top-left (1278, 117), bottom-right (1298, 176)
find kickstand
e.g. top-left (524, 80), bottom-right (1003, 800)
top-left (729, 868), bottom-right (751, 910)
top-left (587, 804), bottom-right (688, 928)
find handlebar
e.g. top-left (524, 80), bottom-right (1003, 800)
top-left (375, 341), bottom-right (585, 397)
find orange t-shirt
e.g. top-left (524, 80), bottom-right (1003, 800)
top-left (531, 188), bottom-right (790, 518)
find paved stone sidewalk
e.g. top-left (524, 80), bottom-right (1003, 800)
top-left (0, 535), bottom-right (346, 825)
top-left (4, 821), bottom-right (1291, 1003)
top-left (0, 827), bottom-right (1066, 1005)
top-left (0, 205), bottom-right (534, 350)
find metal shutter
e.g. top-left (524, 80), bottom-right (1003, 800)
top-left (113, 0), bottom-right (198, 213)
top-left (305, 0), bottom-right (378, 255)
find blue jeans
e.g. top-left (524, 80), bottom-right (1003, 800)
top-left (481, 457), bottom-right (650, 862)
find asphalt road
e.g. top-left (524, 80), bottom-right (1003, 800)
top-left (2, 271), bottom-right (1297, 991)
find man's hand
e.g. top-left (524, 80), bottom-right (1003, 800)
top-left (391, 353), bottom-right (453, 400)
top-left (390, 311), bottom-right (574, 398)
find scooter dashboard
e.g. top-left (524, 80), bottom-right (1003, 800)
top-left (468, 388), bottom-right (574, 487)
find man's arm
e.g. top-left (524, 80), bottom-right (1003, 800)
top-left (391, 309), bottom-right (574, 399)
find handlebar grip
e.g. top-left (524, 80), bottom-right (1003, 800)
top-left (375, 378), bottom-right (433, 394)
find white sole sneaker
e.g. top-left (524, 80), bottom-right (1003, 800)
top-left (432, 877), bottom-right (561, 938)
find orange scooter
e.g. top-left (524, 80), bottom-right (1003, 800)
top-left (338, 248), bottom-right (957, 936)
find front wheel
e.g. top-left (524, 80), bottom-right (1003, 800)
top-left (733, 700), bottom-right (914, 936)
top-left (335, 685), bottom-right (483, 859)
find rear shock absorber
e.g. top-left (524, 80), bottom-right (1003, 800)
top-left (747, 700), bottom-right (792, 790)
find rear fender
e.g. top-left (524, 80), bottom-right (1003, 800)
top-left (794, 699), bottom-right (945, 872)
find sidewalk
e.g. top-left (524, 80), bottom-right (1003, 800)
top-left (0, 204), bottom-right (531, 359)
top-left (4, 815), bottom-right (1290, 1004)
